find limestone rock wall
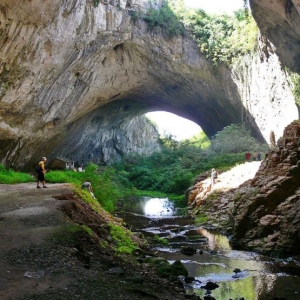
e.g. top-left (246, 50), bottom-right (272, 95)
top-left (250, 0), bottom-right (300, 73)
top-left (55, 114), bottom-right (161, 165)
top-left (231, 36), bottom-right (299, 143)
top-left (232, 120), bottom-right (300, 254)
top-left (0, 0), bottom-right (298, 169)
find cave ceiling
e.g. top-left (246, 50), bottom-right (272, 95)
top-left (0, 0), bottom-right (298, 169)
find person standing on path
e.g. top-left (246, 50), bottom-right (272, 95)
top-left (37, 157), bottom-right (47, 188)
top-left (245, 151), bottom-right (251, 162)
top-left (211, 168), bottom-right (219, 188)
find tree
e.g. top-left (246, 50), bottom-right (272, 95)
top-left (211, 124), bottom-right (267, 154)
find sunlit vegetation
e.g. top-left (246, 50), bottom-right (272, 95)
top-left (141, 0), bottom-right (258, 65)
top-left (180, 7), bottom-right (258, 65)
top-left (143, 0), bottom-right (184, 38)
top-left (113, 124), bottom-right (267, 196)
top-left (46, 163), bottom-right (124, 212)
top-left (211, 124), bottom-right (269, 154)
top-left (287, 70), bottom-right (300, 106)
top-left (0, 164), bottom-right (34, 184)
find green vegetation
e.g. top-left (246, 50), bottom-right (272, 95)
top-left (153, 234), bottom-right (170, 246)
top-left (93, 0), bottom-right (100, 8)
top-left (140, 0), bottom-right (258, 65)
top-left (193, 213), bottom-right (208, 224)
top-left (81, 225), bottom-right (93, 237)
top-left (211, 124), bottom-right (268, 154)
top-left (287, 70), bottom-right (300, 106)
top-left (143, 0), bottom-right (184, 38)
top-left (0, 164), bottom-right (34, 184)
top-left (181, 7), bottom-right (257, 65)
top-left (113, 124), bottom-right (267, 196)
top-left (109, 224), bottom-right (138, 254)
top-left (46, 163), bottom-right (124, 212)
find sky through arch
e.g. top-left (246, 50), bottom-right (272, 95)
top-left (184, 0), bottom-right (244, 14)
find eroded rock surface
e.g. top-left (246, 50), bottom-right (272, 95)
top-left (188, 121), bottom-right (300, 255)
top-left (250, 0), bottom-right (300, 72)
top-left (232, 120), bottom-right (300, 254)
top-left (0, 0), bottom-right (298, 169)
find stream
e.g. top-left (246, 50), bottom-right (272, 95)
top-left (116, 197), bottom-right (300, 300)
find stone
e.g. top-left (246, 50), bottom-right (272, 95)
top-left (250, 0), bottom-right (300, 73)
top-left (0, 0), bottom-right (298, 169)
top-left (180, 246), bottom-right (197, 256)
top-left (201, 281), bottom-right (219, 290)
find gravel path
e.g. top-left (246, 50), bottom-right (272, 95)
top-left (0, 183), bottom-right (74, 299)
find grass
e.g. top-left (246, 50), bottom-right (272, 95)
top-left (194, 213), bottom-right (208, 224)
top-left (0, 165), bottom-right (34, 184)
top-left (109, 224), bottom-right (138, 254)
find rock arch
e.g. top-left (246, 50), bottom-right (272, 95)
top-left (0, 0), bottom-right (297, 169)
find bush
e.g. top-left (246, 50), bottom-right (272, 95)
top-left (210, 124), bottom-right (268, 154)
top-left (113, 128), bottom-right (255, 196)
top-left (143, 0), bottom-right (184, 38)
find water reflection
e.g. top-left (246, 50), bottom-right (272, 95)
top-left (116, 197), bottom-right (300, 300)
top-left (197, 228), bottom-right (231, 251)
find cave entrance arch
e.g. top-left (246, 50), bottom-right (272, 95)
top-left (43, 92), bottom-right (262, 169)
top-left (145, 111), bottom-right (202, 141)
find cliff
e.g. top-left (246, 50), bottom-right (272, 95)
top-left (187, 121), bottom-right (300, 255)
top-left (250, 0), bottom-right (300, 73)
top-left (0, 0), bottom-right (298, 169)
top-left (55, 114), bottom-right (161, 165)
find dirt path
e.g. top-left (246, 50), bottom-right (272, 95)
top-left (0, 183), bottom-right (75, 299)
top-left (0, 183), bottom-right (187, 300)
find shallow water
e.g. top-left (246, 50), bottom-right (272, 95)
top-left (116, 197), bottom-right (300, 300)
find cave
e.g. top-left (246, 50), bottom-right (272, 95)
top-left (0, 0), bottom-right (298, 169)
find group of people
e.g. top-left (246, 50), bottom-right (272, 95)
top-left (245, 151), bottom-right (262, 162)
top-left (35, 158), bottom-right (94, 198)
top-left (71, 165), bottom-right (84, 172)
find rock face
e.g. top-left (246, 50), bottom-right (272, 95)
top-left (55, 114), bottom-right (161, 165)
top-left (0, 0), bottom-right (298, 169)
top-left (250, 0), bottom-right (300, 73)
top-left (232, 120), bottom-right (300, 254)
top-left (187, 122), bottom-right (300, 255)
top-left (231, 36), bottom-right (298, 143)
top-left (186, 162), bottom-right (262, 233)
